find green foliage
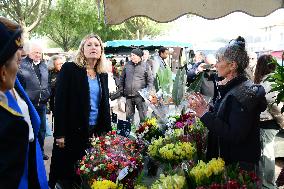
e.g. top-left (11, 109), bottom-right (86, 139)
top-left (156, 66), bottom-right (173, 94)
top-left (33, 1), bottom-right (167, 51)
top-left (122, 17), bottom-right (167, 40)
top-left (187, 73), bottom-right (204, 93)
top-left (266, 58), bottom-right (284, 112)
top-left (172, 68), bottom-right (186, 106)
top-left (34, 0), bottom-right (126, 51)
top-left (1, 0), bottom-right (52, 38)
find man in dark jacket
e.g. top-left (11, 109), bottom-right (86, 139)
top-left (119, 48), bottom-right (154, 124)
top-left (18, 42), bottom-right (50, 160)
top-left (187, 51), bottom-right (205, 84)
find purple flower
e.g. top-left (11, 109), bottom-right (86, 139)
top-left (175, 122), bottom-right (184, 128)
top-left (109, 173), bottom-right (117, 182)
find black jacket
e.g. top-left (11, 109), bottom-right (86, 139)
top-left (18, 57), bottom-right (50, 106)
top-left (0, 102), bottom-right (29, 189)
top-left (119, 61), bottom-right (153, 97)
top-left (48, 70), bottom-right (59, 113)
top-left (49, 62), bottom-right (111, 183)
top-left (201, 76), bottom-right (267, 169)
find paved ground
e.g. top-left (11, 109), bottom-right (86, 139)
top-left (43, 101), bottom-right (284, 187)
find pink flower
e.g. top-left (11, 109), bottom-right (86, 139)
top-left (175, 122), bottom-right (184, 128)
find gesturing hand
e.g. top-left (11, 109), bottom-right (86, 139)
top-left (188, 93), bottom-right (209, 118)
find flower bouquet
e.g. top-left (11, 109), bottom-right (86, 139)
top-left (187, 158), bottom-right (261, 189)
top-left (188, 158), bottom-right (225, 188)
top-left (148, 129), bottom-right (196, 165)
top-left (90, 180), bottom-right (122, 189)
top-left (151, 173), bottom-right (187, 189)
top-left (167, 113), bottom-right (208, 161)
top-left (135, 117), bottom-right (163, 143)
top-left (139, 68), bottom-right (188, 124)
top-left (167, 113), bottom-right (195, 129)
top-left (77, 131), bottom-right (145, 188)
top-left (223, 164), bottom-right (261, 189)
top-left (135, 173), bottom-right (187, 189)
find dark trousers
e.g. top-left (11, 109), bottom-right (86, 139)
top-left (126, 96), bottom-right (147, 124)
top-left (35, 105), bottom-right (47, 153)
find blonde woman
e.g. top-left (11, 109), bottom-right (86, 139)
top-left (49, 34), bottom-right (111, 188)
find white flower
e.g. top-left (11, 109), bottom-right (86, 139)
top-left (93, 166), bottom-right (98, 172)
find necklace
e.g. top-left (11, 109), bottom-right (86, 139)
top-left (86, 68), bottom-right (96, 79)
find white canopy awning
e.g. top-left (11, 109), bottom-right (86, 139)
top-left (103, 0), bottom-right (284, 24)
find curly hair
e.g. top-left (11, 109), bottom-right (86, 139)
top-left (216, 36), bottom-right (249, 75)
top-left (254, 54), bottom-right (276, 84)
top-left (74, 33), bottom-right (107, 73)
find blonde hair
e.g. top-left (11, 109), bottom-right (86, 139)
top-left (74, 34), bottom-right (107, 73)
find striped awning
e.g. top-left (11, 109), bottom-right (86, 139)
top-left (103, 0), bottom-right (284, 24)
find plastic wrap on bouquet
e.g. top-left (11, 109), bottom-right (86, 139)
top-left (139, 88), bottom-right (189, 124)
top-left (138, 88), bottom-right (169, 123)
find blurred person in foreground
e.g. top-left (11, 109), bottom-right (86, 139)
top-left (189, 36), bottom-right (267, 172)
top-left (49, 33), bottom-right (111, 188)
top-left (254, 54), bottom-right (284, 189)
top-left (0, 17), bottom-right (48, 189)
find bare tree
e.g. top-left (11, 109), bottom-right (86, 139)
top-left (0, 0), bottom-right (52, 39)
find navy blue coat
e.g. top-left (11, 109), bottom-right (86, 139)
top-left (201, 76), bottom-right (267, 170)
top-left (4, 78), bottom-right (48, 189)
top-left (0, 100), bottom-right (29, 189)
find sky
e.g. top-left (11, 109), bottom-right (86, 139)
top-left (157, 9), bottom-right (284, 49)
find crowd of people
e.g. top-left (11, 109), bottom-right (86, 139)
top-left (0, 16), bottom-right (284, 189)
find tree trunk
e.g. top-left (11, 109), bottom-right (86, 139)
top-left (22, 27), bottom-right (30, 43)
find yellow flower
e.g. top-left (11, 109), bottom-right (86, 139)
top-left (91, 180), bottom-right (122, 189)
top-left (151, 174), bottom-right (185, 189)
top-left (149, 136), bottom-right (196, 162)
top-left (145, 117), bottom-right (158, 128)
top-left (189, 158), bottom-right (225, 186)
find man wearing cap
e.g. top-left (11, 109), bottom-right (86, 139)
top-left (119, 48), bottom-right (154, 124)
